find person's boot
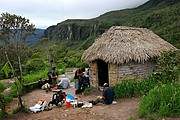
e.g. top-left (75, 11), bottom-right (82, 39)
top-left (88, 100), bottom-right (96, 105)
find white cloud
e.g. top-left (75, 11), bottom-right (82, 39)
top-left (0, 0), bottom-right (149, 29)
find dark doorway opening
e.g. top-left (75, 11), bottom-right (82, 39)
top-left (97, 59), bottom-right (109, 86)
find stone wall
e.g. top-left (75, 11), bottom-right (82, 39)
top-left (90, 60), bottom-right (155, 88)
top-left (108, 64), bottom-right (118, 86)
top-left (117, 60), bottom-right (155, 81)
top-left (89, 62), bottom-right (98, 88)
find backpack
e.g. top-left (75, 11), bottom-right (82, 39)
top-left (55, 90), bottom-right (66, 101)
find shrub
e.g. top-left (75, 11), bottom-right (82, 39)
top-left (76, 62), bottom-right (89, 68)
top-left (152, 50), bottom-right (180, 84)
top-left (138, 84), bottom-right (180, 118)
top-left (114, 80), bottom-right (134, 98)
top-left (4, 96), bottom-right (13, 103)
top-left (24, 58), bottom-right (47, 74)
top-left (23, 70), bottom-right (48, 83)
top-left (134, 78), bottom-right (158, 96)
top-left (0, 83), bottom-right (6, 93)
top-left (59, 67), bottom-right (65, 75)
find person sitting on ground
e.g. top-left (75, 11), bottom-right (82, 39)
top-left (39, 78), bottom-right (51, 92)
top-left (57, 74), bottom-right (70, 89)
top-left (90, 83), bottom-right (115, 105)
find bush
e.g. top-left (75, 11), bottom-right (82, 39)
top-left (76, 62), bottom-right (89, 68)
top-left (114, 80), bottom-right (134, 98)
top-left (151, 50), bottom-right (180, 84)
top-left (4, 96), bottom-right (13, 103)
top-left (24, 58), bottom-right (47, 74)
top-left (134, 78), bottom-right (158, 96)
top-left (59, 67), bottom-right (65, 75)
top-left (138, 84), bottom-right (180, 118)
top-left (23, 70), bottom-right (49, 83)
top-left (0, 83), bottom-right (6, 93)
top-left (0, 94), bottom-right (6, 119)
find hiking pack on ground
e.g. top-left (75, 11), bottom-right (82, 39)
top-left (29, 99), bottom-right (47, 113)
top-left (48, 90), bottom-right (66, 108)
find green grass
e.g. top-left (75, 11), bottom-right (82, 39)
top-left (0, 83), bottom-right (6, 93)
top-left (138, 84), bottom-right (180, 118)
top-left (23, 70), bottom-right (49, 84)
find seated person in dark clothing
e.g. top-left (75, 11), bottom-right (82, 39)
top-left (90, 83), bottom-right (115, 105)
top-left (38, 78), bottom-right (45, 88)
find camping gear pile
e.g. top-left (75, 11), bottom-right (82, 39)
top-left (29, 99), bottom-right (47, 113)
top-left (29, 89), bottom-right (99, 113)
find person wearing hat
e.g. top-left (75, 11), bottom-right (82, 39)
top-left (90, 83), bottom-right (115, 105)
top-left (57, 74), bottom-right (70, 89)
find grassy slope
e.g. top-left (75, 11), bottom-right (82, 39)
top-left (93, 1), bottom-right (180, 48)
top-left (44, 0), bottom-right (180, 50)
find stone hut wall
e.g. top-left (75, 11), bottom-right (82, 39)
top-left (117, 60), bottom-right (155, 81)
top-left (90, 60), bottom-right (155, 88)
top-left (89, 62), bottom-right (98, 88)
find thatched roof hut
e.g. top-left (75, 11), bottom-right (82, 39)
top-left (81, 26), bottom-right (177, 88)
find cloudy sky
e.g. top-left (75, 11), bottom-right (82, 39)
top-left (0, 0), bottom-right (149, 29)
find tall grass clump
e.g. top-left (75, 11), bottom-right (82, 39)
top-left (138, 50), bottom-right (180, 118)
top-left (134, 77), bottom-right (158, 96)
top-left (23, 70), bottom-right (49, 84)
top-left (113, 78), bottom-right (159, 98)
top-left (138, 83), bottom-right (180, 118)
top-left (114, 80), bottom-right (134, 98)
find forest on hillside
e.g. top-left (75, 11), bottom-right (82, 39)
top-left (0, 0), bottom-right (180, 119)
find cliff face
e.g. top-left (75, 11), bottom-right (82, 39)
top-left (44, 0), bottom-right (180, 48)
top-left (44, 19), bottom-right (102, 41)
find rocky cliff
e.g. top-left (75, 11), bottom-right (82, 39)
top-left (44, 19), bottom-right (103, 41)
top-left (44, 0), bottom-right (180, 48)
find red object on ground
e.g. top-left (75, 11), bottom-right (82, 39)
top-left (66, 99), bottom-right (70, 108)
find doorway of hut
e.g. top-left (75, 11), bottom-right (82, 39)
top-left (97, 59), bottom-right (109, 86)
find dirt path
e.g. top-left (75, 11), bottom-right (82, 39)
top-left (5, 82), bottom-right (141, 120)
top-left (3, 70), bottom-right (180, 120)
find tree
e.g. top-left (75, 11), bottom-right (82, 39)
top-left (38, 37), bottom-right (53, 71)
top-left (0, 12), bottom-right (35, 110)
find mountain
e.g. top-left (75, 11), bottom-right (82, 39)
top-left (44, 0), bottom-right (180, 48)
top-left (25, 29), bottom-right (45, 45)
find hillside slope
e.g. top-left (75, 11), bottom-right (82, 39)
top-left (44, 0), bottom-right (180, 48)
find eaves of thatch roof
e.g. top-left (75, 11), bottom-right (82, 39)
top-left (81, 26), bottom-right (177, 64)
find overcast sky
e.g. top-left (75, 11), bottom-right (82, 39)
top-left (0, 0), bottom-right (149, 29)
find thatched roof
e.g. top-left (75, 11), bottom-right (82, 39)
top-left (81, 26), bottom-right (177, 64)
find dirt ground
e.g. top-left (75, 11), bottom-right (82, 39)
top-left (2, 69), bottom-right (180, 120)
top-left (4, 82), bottom-right (141, 120)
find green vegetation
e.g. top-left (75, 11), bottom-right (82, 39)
top-left (23, 70), bottom-right (48, 83)
top-left (0, 0), bottom-right (179, 119)
top-left (0, 94), bottom-right (6, 119)
top-left (96, 0), bottom-right (180, 48)
top-left (83, 87), bottom-right (94, 95)
top-left (113, 50), bottom-right (180, 119)
top-left (138, 84), bottom-right (180, 118)
top-left (45, 0), bottom-right (180, 48)
top-left (0, 83), bottom-right (6, 93)
top-left (0, 12), bottom-right (35, 117)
